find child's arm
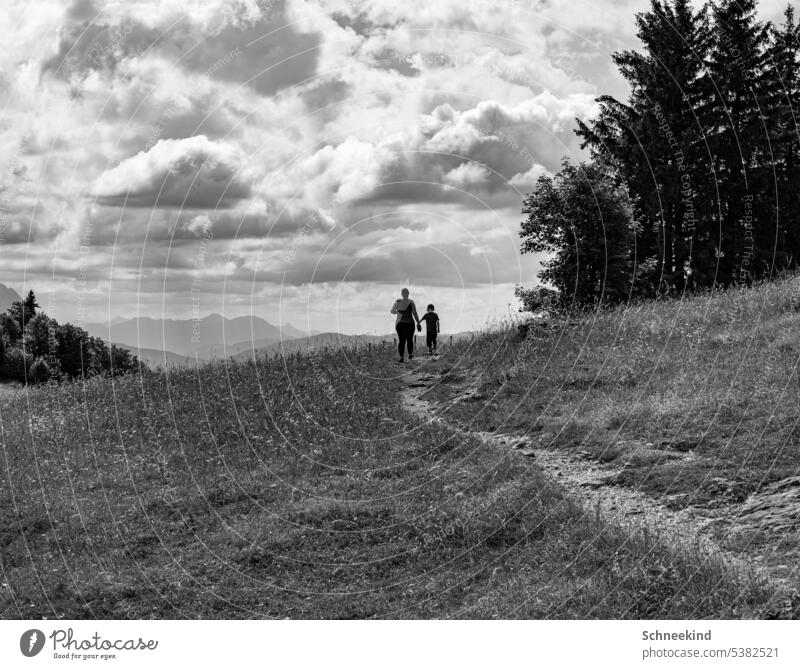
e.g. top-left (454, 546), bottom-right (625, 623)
top-left (437, 316), bottom-right (440, 333)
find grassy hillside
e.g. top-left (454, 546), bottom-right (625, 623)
top-left (431, 274), bottom-right (800, 585)
top-left (2, 282), bottom-right (799, 619)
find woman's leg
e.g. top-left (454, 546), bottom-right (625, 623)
top-left (396, 324), bottom-right (414, 358)
top-left (396, 325), bottom-right (404, 358)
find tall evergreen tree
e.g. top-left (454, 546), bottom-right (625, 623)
top-left (576, 0), bottom-right (711, 292)
top-left (698, 0), bottom-right (771, 283)
top-left (522, 0), bottom-right (800, 305)
top-left (23, 290), bottom-right (40, 320)
top-left (764, 5), bottom-right (800, 268)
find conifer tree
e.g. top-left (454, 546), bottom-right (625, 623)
top-left (698, 0), bottom-right (771, 283)
top-left (576, 0), bottom-right (711, 292)
top-left (764, 5), bottom-right (800, 268)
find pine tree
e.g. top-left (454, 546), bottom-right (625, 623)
top-left (698, 0), bottom-right (771, 284)
top-left (576, 0), bottom-right (711, 292)
top-left (23, 290), bottom-right (40, 321)
top-left (525, 0), bottom-right (800, 300)
top-left (764, 5), bottom-right (800, 269)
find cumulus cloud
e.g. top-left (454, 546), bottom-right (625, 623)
top-left (89, 135), bottom-right (253, 207)
top-left (443, 162), bottom-right (492, 189)
top-left (40, 0), bottom-right (324, 100)
top-left (177, 8), bottom-right (323, 97)
top-left (264, 92), bottom-right (596, 217)
top-left (7, 0), bottom-right (737, 330)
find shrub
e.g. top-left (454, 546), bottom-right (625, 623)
top-left (30, 357), bottom-right (54, 384)
top-left (520, 161), bottom-right (636, 307)
top-left (514, 285), bottom-right (558, 313)
top-left (0, 347), bottom-right (33, 382)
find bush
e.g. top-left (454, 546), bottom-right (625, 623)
top-left (0, 295), bottom-right (143, 384)
top-left (520, 161), bottom-right (637, 307)
top-left (30, 357), bottom-right (54, 384)
top-left (0, 313), bottom-right (20, 345)
top-left (514, 285), bottom-right (558, 313)
top-left (56, 323), bottom-right (91, 378)
top-left (0, 347), bottom-right (33, 382)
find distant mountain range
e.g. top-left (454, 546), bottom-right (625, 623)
top-left (0, 283), bottom-right (21, 313)
top-left (112, 343), bottom-right (193, 367)
top-left (84, 314), bottom-right (315, 360)
top-left (117, 328), bottom-right (474, 367)
top-left (0, 284), bottom-right (468, 367)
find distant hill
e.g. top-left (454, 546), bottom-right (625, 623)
top-left (281, 323), bottom-right (310, 339)
top-left (235, 331), bottom-right (475, 359)
top-left (112, 343), bottom-right (193, 368)
top-left (85, 314), bottom-right (311, 359)
top-left (234, 332), bottom-right (389, 358)
top-left (0, 283), bottom-right (21, 313)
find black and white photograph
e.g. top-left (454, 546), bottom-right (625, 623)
top-left (1, 0), bottom-right (800, 665)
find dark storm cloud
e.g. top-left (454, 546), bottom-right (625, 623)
top-left (0, 197), bottom-right (45, 243)
top-left (300, 77), bottom-right (352, 113)
top-left (42, 0), bottom-right (322, 100)
top-left (177, 3), bottom-right (322, 97)
top-left (82, 202), bottom-right (326, 249)
top-left (41, 4), bottom-right (161, 79)
top-left (369, 48), bottom-right (421, 77)
top-left (0, 216), bottom-right (36, 244)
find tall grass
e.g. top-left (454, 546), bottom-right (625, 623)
top-left (0, 306), bottom-right (794, 618)
top-left (432, 275), bottom-right (800, 581)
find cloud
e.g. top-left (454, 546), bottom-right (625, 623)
top-left (443, 162), bottom-right (492, 189)
top-left (177, 7), bottom-right (323, 97)
top-left (40, 0), bottom-right (323, 99)
top-left (265, 92), bottom-right (596, 217)
top-left (41, 8), bottom-right (162, 80)
top-left (253, 240), bottom-right (523, 287)
top-left (89, 135), bottom-right (253, 208)
top-left (2, 0), bottom-right (685, 330)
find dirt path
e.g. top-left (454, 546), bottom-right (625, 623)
top-left (398, 360), bottom-right (793, 587)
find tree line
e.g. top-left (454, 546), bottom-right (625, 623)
top-left (0, 290), bottom-right (140, 384)
top-left (519, 0), bottom-right (800, 308)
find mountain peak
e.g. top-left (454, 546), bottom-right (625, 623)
top-left (0, 283), bottom-right (22, 313)
top-left (83, 314), bottom-right (309, 358)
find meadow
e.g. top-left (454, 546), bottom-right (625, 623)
top-left (1, 282), bottom-right (799, 619)
top-left (432, 274), bottom-right (800, 587)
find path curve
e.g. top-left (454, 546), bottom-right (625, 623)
top-left (398, 360), bottom-right (793, 590)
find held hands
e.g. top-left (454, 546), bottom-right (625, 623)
top-left (417, 323), bottom-right (422, 332)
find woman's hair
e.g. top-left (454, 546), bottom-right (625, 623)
top-left (401, 288), bottom-right (409, 297)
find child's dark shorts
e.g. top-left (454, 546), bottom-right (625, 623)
top-left (426, 332), bottom-right (437, 347)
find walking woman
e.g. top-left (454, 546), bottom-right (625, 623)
top-left (391, 287), bottom-right (421, 363)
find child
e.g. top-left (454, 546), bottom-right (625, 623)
top-left (419, 304), bottom-right (440, 356)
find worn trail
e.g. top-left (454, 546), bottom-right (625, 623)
top-left (398, 360), bottom-right (794, 588)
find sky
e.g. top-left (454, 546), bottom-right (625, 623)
top-left (0, 0), bottom-right (791, 334)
